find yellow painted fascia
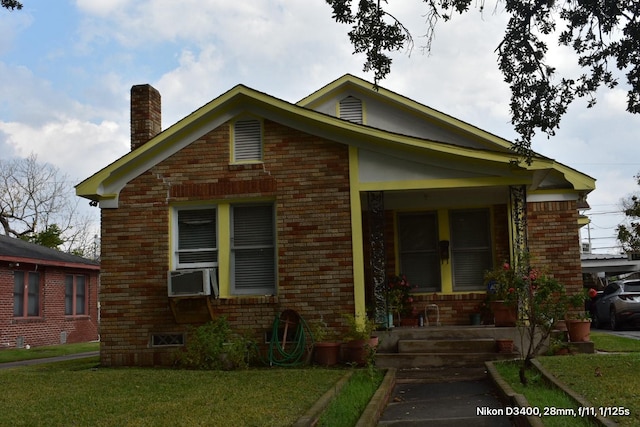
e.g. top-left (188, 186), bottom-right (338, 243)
top-left (525, 158), bottom-right (596, 193)
top-left (359, 176), bottom-right (532, 192)
top-left (76, 82), bottom-right (523, 204)
top-left (578, 215), bottom-right (590, 227)
top-left (298, 74), bottom-right (515, 150)
top-left (76, 77), bottom-right (593, 207)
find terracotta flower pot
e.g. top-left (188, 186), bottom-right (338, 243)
top-left (343, 336), bottom-right (379, 366)
top-left (491, 301), bottom-right (517, 327)
top-left (313, 342), bottom-right (341, 366)
top-left (496, 338), bottom-right (514, 354)
top-left (566, 319), bottom-right (591, 342)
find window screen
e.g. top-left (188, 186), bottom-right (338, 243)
top-left (176, 208), bottom-right (217, 268)
top-left (397, 212), bottom-right (441, 292)
top-left (450, 209), bottom-right (492, 291)
top-left (231, 204), bottom-right (275, 295)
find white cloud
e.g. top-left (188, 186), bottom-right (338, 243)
top-left (0, 118), bottom-right (127, 182)
top-left (1, 1), bottom-right (637, 254)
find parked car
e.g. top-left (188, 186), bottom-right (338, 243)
top-left (591, 279), bottom-right (640, 330)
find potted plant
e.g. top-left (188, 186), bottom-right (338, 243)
top-left (484, 262), bottom-right (519, 326)
top-left (342, 314), bottom-right (378, 366)
top-left (386, 274), bottom-right (416, 326)
top-left (566, 289), bottom-right (592, 342)
top-left (309, 318), bottom-right (341, 366)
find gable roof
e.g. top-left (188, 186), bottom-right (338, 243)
top-left (298, 73), bottom-right (515, 152)
top-left (0, 234), bottom-right (100, 270)
top-left (76, 75), bottom-right (595, 207)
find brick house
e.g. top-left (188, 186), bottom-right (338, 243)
top-left (0, 235), bottom-right (100, 348)
top-left (76, 74), bottom-right (595, 367)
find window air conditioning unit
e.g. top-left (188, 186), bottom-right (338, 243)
top-left (168, 268), bottom-right (218, 297)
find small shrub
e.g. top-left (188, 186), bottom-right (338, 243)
top-left (175, 317), bottom-right (256, 370)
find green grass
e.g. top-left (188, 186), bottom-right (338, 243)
top-left (0, 359), bottom-right (346, 427)
top-left (590, 331), bottom-right (640, 352)
top-left (0, 341), bottom-right (99, 363)
top-left (317, 369), bottom-right (384, 427)
top-left (494, 361), bottom-right (596, 427)
top-left (538, 353), bottom-right (640, 426)
top-left (496, 331), bottom-right (640, 427)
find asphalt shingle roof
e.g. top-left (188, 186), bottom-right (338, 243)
top-left (0, 234), bottom-right (99, 268)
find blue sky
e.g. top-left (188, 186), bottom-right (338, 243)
top-left (1, 0), bottom-right (639, 254)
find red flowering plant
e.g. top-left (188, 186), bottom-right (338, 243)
top-left (386, 274), bottom-right (416, 319)
top-left (484, 262), bottom-right (522, 305)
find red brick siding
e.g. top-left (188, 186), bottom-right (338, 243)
top-left (99, 120), bottom-right (353, 366)
top-left (526, 200), bottom-right (582, 295)
top-left (0, 265), bottom-right (99, 348)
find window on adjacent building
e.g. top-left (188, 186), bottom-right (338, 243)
top-left (397, 212), bottom-right (441, 292)
top-left (233, 118), bottom-right (262, 162)
top-left (65, 275), bottom-right (87, 316)
top-left (13, 271), bottom-right (40, 317)
top-left (174, 208), bottom-right (218, 269)
top-left (339, 96), bottom-right (363, 124)
top-left (231, 204), bottom-right (276, 295)
top-left (450, 209), bottom-right (492, 291)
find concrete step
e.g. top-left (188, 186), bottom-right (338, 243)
top-left (375, 351), bottom-right (518, 369)
top-left (394, 365), bottom-right (489, 383)
top-left (398, 338), bottom-right (496, 354)
top-left (374, 326), bottom-right (518, 352)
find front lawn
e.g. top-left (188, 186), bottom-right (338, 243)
top-left (0, 358), bottom-right (346, 427)
top-left (496, 331), bottom-right (640, 426)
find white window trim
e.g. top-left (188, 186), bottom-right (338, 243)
top-left (172, 205), bottom-right (219, 270)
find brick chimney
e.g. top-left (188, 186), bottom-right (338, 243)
top-left (130, 84), bottom-right (161, 151)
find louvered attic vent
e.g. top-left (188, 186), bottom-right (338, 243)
top-left (339, 96), bottom-right (363, 124)
top-left (234, 118), bottom-right (262, 162)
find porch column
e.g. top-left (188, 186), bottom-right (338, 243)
top-left (367, 191), bottom-right (387, 324)
top-left (509, 185), bottom-right (528, 268)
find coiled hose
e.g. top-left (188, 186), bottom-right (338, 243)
top-left (266, 309), bottom-right (313, 367)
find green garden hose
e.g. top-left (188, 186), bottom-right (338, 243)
top-left (266, 310), bottom-right (313, 367)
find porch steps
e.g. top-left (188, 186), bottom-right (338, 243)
top-left (374, 325), bottom-right (519, 369)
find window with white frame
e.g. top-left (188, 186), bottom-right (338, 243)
top-left (233, 118), bottom-right (262, 162)
top-left (65, 274), bottom-right (87, 315)
top-left (397, 212), bottom-right (441, 292)
top-left (13, 271), bottom-right (40, 317)
top-left (231, 204), bottom-right (275, 295)
top-left (450, 209), bottom-right (492, 291)
top-left (172, 204), bottom-right (276, 295)
top-left (174, 207), bottom-right (218, 269)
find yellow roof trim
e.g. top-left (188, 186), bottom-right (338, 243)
top-left (298, 74), bottom-right (515, 151)
top-left (77, 77), bottom-right (595, 205)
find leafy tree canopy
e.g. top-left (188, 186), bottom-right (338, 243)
top-left (617, 173), bottom-right (640, 253)
top-left (1, 0), bottom-right (22, 10)
top-left (327, 0), bottom-right (640, 162)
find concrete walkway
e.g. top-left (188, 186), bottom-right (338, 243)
top-left (376, 366), bottom-right (513, 426)
top-left (0, 351), bottom-right (99, 369)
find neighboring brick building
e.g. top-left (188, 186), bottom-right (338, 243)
top-left (0, 235), bottom-right (100, 348)
top-left (76, 75), bottom-right (595, 366)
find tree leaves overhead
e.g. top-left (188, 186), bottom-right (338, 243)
top-left (1, 0), bottom-right (23, 10)
top-left (327, 0), bottom-right (640, 162)
top-left (617, 173), bottom-right (640, 253)
top-left (327, 0), bottom-right (412, 84)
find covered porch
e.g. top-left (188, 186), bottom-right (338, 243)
top-left (357, 184), bottom-right (528, 327)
